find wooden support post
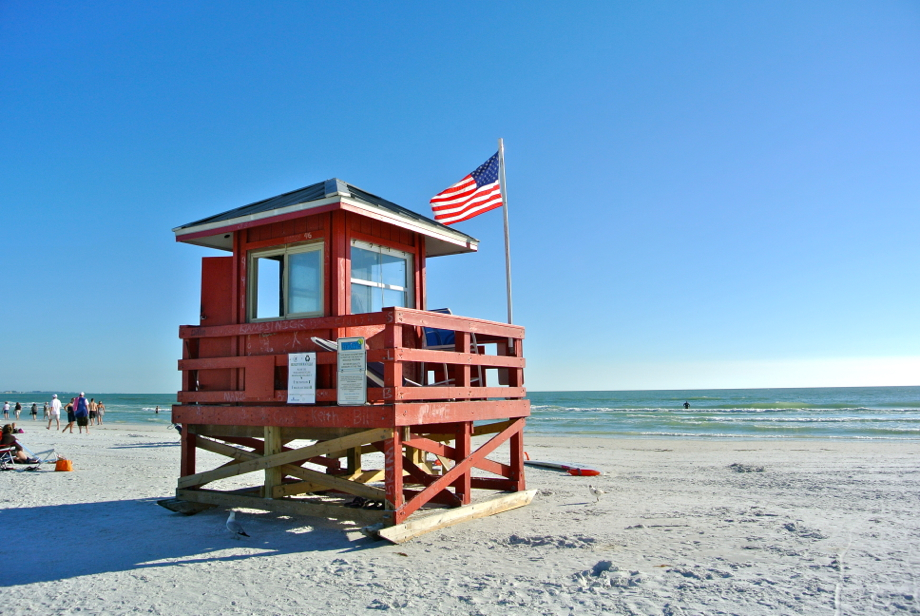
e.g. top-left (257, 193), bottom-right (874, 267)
top-left (180, 429), bottom-right (197, 477)
top-left (263, 426), bottom-right (283, 498)
top-left (452, 421), bottom-right (472, 504)
top-left (346, 447), bottom-right (361, 475)
top-left (384, 428), bottom-right (404, 522)
top-left (510, 420), bottom-right (525, 491)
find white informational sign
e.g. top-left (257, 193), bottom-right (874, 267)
top-left (287, 352), bottom-right (317, 404)
top-left (336, 337), bottom-right (367, 405)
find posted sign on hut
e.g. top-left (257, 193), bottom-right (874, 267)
top-left (287, 352), bottom-right (316, 404)
top-left (336, 337), bottom-right (367, 405)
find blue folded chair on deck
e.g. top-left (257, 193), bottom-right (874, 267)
top-left (421, 308), bottom-right (482, 387)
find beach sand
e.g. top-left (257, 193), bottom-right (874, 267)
top-left (3, 423), bottom-right (918, 615)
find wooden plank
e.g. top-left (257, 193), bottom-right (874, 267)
top-left (390, 387), bottom-right (526, 402)
top-left (194, 436), bottom-right (384, 499)
top-left (390, 307), bottom-right (525, 339)
top-left (178, 428), bottom-right (391, 489)
top-left (377, 490), bottom-right (537, 544)
top-left (272, 480), bottom-right (330, 498)
top-left (188, 425), bottom-right (367, 441)
top-left (179, 311), bottom-right (391, 340)
top-left (173, 399), bottom-right (530, 428)
top-left (156, 498), bottom-right (215, 516)
top-left (382, 347), bottom-right (525, 368)
top-left (176, 489), bottom-right (386, 525)
top-left (173, 402), bottom-right (393, 427)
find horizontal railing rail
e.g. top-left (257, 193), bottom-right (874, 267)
top-left (177, 307), bottom-right (525, 405)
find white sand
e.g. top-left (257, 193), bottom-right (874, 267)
top-left (4, 423), bottom-right (919, 615)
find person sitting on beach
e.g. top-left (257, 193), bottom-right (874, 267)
top-left (1, 424), bottom-right (39, 463)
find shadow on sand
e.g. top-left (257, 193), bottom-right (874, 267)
top-left (8, 497), bottom-right (377, 587)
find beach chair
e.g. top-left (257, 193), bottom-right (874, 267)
top-left (310, 336), bottom-right (423, 388)
top-left (421, 308), bottom-right (483, 387)
top-left (20, 443), bottom-right (59, 465)
top-left (0, 443), bottom-right (47, 471)
top-left (0, 445), bottom-right (16, 469)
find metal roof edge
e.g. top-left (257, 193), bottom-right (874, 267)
top-left (173, 195), bottom-right (341, 237)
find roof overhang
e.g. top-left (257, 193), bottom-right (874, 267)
top-left (173, 193), bottom-right (478, 257)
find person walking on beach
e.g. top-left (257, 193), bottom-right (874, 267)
top-left (43, 402), bottom-right (49, 420)
top-left (88, 398), bottom-right (97, 425)
top-left (62, 398), bottom-right (76, 433)
top-left (74, 393), bottom-right (90, 434)
top-left (96, 401), bottom-right (105, 425)
top-left (47, 394), bottom-right (61, 431)
top-left (14, 402), bottom-right (21, 420)
top-left (2, 402), bottom-right (8, 419)
top-left (30, 403), bottom-right (37, 421)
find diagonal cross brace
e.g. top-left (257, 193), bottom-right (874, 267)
top-left (178, 428), bottom-right (391, 489)
top-left (397, 418), bottom-right (524, 520)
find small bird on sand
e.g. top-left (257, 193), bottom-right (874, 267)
top-left (588, 485), bottom-right (606, 503)
top-left (226, 511), bottom-right (249, 538)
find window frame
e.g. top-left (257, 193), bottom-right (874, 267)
top-left (350, 239), bottom-right (415, 315)
top-left (248, 241), bottom-right (324, 322)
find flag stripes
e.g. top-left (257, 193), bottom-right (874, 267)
top-left (430, 152), bottom-right (503, 225)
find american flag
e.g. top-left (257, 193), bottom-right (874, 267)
top-left (430, 152), bottom-right (503, 225)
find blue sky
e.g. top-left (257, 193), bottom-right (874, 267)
top-left (1, 1), bottom-right (918, 393)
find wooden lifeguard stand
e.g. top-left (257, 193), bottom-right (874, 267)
top-left (169, 179), bottom-right (530, 537)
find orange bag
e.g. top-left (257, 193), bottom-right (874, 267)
top-left (55, 459), bottom-right (73, 472)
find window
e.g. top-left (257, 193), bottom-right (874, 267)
top-left (249, 243), bottom-right (323, 320)
top-left (351, 240), bottom-right (413, 314)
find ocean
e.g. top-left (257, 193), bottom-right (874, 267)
top-left (3, 386), bottom-right (919, 440)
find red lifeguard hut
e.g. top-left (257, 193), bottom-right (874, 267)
top-left (168, 179), bottom-right (530, 539)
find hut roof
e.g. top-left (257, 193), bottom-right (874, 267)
top-left (173, 179), bottom-right (478, 257)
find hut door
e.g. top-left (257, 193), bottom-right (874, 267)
top-left (198, 257), bottom-right (234, 391)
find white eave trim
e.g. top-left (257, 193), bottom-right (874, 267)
top-left (172, 195), bottom-right (478, 252)
top-left (338, 196), bottom-right (477, 250)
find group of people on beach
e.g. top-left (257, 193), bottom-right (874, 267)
top-left (42, 394), bottom-right (104, 434)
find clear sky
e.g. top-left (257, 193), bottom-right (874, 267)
top-left (2, 1), bottom-right (918, 393)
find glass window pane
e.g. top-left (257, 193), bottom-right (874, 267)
top-left (382, 288), bottom-right (407, 309)
top-left (255, 255), bottom-right (282, 319)
top-left (351, 246), bottom-right (378, 282)
top-left (351, 283), bottom-right (373, 315)
top-left (380, 253), bottom-right (407, 289)
top-left (288, 250), bottom-right (321, 315)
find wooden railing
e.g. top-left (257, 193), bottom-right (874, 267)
top-left (177, 307), bottom-right (525, 406)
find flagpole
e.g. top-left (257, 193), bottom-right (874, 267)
top-left (498, 138), bottom-right (513, 325)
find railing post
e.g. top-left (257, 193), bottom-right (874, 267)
top-left (455, 331), bottom-right (471, 388)
top-left (384, 315), bottom-right (403, 389)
